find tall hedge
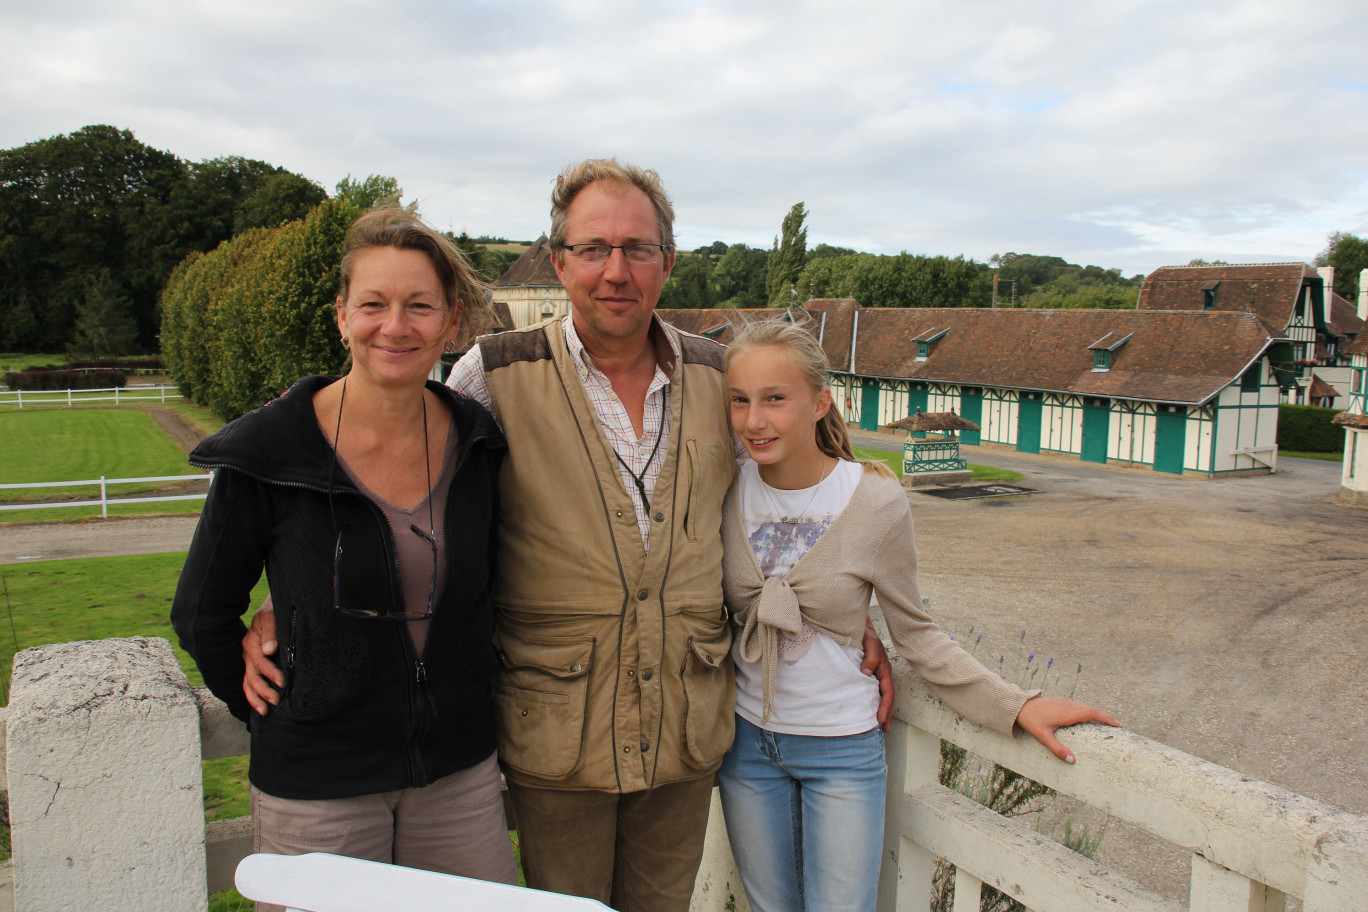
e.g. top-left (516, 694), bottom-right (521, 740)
top-left (160, 198), bottom-right (363, 420)
top-left (1277, 404), bottom-right (1346, 453)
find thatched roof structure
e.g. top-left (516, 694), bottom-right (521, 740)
top-left (1332, 411), bottom-right (1368, 429)
top-left (886, 412), bottom-right (981, 433)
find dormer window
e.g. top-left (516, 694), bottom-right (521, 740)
top-left (1088, 331), bottom-right (1132, 372)
top-left (1202, 281), bottom-right (1220, 311)
top-left (912, 327), bottom-right (947, 362)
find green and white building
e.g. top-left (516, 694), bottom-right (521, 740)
top-left (663, 299), bottom-right (1281, 477)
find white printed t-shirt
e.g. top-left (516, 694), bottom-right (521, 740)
top-left (730, 458), bottom-right (881, 736)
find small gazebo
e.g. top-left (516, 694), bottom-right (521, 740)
top-left (885, 410), bottom-right (981, 487)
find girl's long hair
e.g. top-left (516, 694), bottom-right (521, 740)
top-left (724, 318), bottom-right (895, 479)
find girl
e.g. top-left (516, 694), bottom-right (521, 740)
top-left (718, 320), bottom-right (1117, 912)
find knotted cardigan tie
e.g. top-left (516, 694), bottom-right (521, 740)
top-left (724, 485), bottom-right (864, 724)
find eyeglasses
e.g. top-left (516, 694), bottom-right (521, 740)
top-left (562, 243), bottom-right (671, 265)
top-left (333, 520), bottom-right (436, 621)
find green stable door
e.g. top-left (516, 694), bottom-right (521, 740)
top-left (959, 390), bottom-right (982, 445)
top-left (906, 385), bottom-right (929, 438)
top-left (1081, 399), bottom-right (1110, 464)
top-left (859, 380), bottom-right (881, 431)
top-left (1153, 408), bottom-right (1187, 474)
top-left (1016, 394), bottom-right (1042, 454)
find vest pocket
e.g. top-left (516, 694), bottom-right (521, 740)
top-left (493, 631), bottom-right (594, 780)
top-left (683, 438), bottom-right (700, 542)
top-left (680, 623), bottom-right (735, 769)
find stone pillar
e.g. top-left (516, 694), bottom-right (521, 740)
top-left (6, 637), bottom-right (205, 911)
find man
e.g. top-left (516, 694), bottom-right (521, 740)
top-left (243, 159), bottom-right (892, 911)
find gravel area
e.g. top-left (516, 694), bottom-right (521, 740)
top-left (853, 431), bottom-right (1368, 904)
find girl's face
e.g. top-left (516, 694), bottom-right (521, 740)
top-left (336, 246), bottom-right (459, 389)
top-left (728, 344), bottom-right (831, 471)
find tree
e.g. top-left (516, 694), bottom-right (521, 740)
top-left (766, 202), bottom-right (808, 306)
top-left (1315, 232), bottom-right (1368, 300)
top-left (68, 269), bottom-right (136, 358)
top-left (658, 256), bottom-right (715, 309)
top-left (712, 244), bottom-right (768, 307)
top-left (233, 171), bottom-right (327, 233)
top-left (335, 174), bottom-right (406, 211)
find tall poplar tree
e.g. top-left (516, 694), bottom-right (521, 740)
top-left (766, 202), bottom-right (808, 306)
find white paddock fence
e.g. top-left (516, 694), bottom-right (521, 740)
top-left (0, 473), bottom-right (212, 516)
top-left (2, 636), bottom-right (1364, 912)
top-left (0, 385), bottom-right (183, 408)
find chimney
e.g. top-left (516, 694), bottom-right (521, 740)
top-left (1317, 266), bottom-right (1335, 323)
top-left (1360, 268), bottom-right (1368, 322)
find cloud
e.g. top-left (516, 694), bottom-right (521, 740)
top-left (2, 0), bottom-right (1367, 275)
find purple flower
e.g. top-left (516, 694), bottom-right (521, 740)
top-left (1028, 650), bottom-right (1036, 663)
top-left (975, 632), bottom-right (983, 645)
top-left (1046, 657), bottom-right (1054, 670)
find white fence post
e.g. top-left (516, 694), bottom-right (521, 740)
top-left (6, 637), bottom-right (206, 912)
top-left (878, 713), bottom-right (941, 912)
top-left (100, 476), bottom-right (108, 518)
top-left (1190, 854), bottom-right (1285, 912)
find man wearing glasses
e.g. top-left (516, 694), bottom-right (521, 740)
top-left (244, 159), bottom-right (889, 911)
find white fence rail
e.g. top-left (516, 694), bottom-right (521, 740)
top-left (0, 385), bottom-right (183, 407)
top-left (4, 636), bottom-right (1364, 912)
top-left (0, 473), bottom-right (212, 516)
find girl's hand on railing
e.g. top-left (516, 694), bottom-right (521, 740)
top-left (1015, 696), bottom-right (1120, 764)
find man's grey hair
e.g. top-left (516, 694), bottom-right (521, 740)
top-left (549, 159), bottom-right (675, 262)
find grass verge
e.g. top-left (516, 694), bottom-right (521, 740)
top-left (853, 445), bottom-right (1023, 482)
top-left (0, 405), bottom-right (218, 523)
top-left (1280, 450), bottom-right (1343, 462)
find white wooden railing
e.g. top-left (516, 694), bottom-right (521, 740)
top-left (0, 473), bottom-right (211, 516)
top-left (3, 637), bottom-right (1365, 912)
top-left (0, 385), bottom-right (182, 407)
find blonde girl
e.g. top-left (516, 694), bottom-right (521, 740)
top-left (718, 319), bottom-right (1117, 912)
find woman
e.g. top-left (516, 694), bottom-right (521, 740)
top-left (171, 208), bottom-right (517, 897)
top-left (717, 319), bottom-right (1118, 912)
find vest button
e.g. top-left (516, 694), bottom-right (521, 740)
top-left (642, 669), bottom-right (652, 681)
top-left (640, 741), bottom-right (649, 752)
top-left (653, 512), bottom-right (664, 523)
top-left (637, 589), bottom-right (648, 601)
top-left (623, 745), bottom-right (632, 754)
top-left (616, 510), bottom-right (624, 518)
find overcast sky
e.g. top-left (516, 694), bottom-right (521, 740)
top-left (3, 0), bottom-right (1366, 277)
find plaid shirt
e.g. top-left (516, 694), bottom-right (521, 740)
top-left (446, 315), bottom-right (676, 548)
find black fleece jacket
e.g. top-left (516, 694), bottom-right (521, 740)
top-left (171, 375), bottom-right (507, 800)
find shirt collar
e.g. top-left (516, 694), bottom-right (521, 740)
top-left (562, 313), bottom-right (680, 383)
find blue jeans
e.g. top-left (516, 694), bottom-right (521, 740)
top-left (717, 715), bottom-right (887, 912)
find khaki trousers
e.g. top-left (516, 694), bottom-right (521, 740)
top-left (507, 776), bottom-right (716, 912)
top-left (250, 752), bottom-right (517, 912)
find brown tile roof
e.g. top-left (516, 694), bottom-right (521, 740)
top-left (656, 305), bottom-right (855, 370)
top-left (661, 304), bottom-right (1275, 406)
top-left (1137, 263), bottom-right (1316, 335)
top-left (1345, 334), bottom-right (1368, 356)
top-left (492, 236), bottom-right (562, 288)
top-left (1327, 291), bottom-right (1365, 339)
top-left (1308, 375), bottom-right (1340, 399)
top-left (490, 301), bottom-right (514, 331)
top-left (848, 308), bottom-right (1273, 405)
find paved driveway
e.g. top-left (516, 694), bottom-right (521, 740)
top-left (856, 432), bottom-right (1367, 899)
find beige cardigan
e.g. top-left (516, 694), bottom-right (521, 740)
top-left (721, 466), bottom-right (1034, 733)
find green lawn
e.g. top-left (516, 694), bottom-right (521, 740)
top-left (1280, 450), bottom-right (1343, 462)
top-left (0, 552), bottom-right (268, 868)
top-left (853, 445), bottom-right (1023, 482)
top-left (0, 407), bottom-right (211, 522)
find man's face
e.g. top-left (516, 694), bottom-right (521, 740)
top-left (553, 180), bottom-right (675, 348)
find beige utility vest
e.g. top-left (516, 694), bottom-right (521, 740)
top-left (482, 320), bottom-right (736, 792)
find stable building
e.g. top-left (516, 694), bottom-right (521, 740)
top-left (1332, 270), bottom-right (1368, 505)
top-left (1137, 263), bottom-right (1364, 409)
top-left (489, 236), bottom-right (570, 328)
top-left (660, 300), bottom-right (1280, 477)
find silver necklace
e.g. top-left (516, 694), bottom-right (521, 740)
top-left (761, 457), bottom-right (833, 524)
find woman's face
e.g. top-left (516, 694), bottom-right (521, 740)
top-left (336, 246), bottom-right (459, 389)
